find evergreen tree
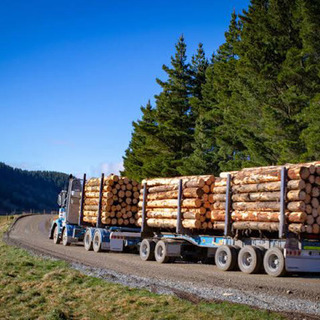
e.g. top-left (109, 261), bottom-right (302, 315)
top-left (150, 35), bottom-right (194, 177)
top-left (232, 0), bottom-right (315, 165)
top-left (121, 101), bottom-right (161, 181)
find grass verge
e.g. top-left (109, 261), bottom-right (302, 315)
top-left (0, 216), bottom-right (284, 320)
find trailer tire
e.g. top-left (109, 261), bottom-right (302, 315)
top-left (84, 229), bottom-right (93, 251)
top-left (238, 246), bottom-right (262, 274)
top-left (93, 230), bottom-right (103, 253)
top-left (263, 247), bottom-right (286, 277)
top-left (140, 239), bottom-right (155, 261)
top-left (53, 225), bottom-right (60, 244)
top-left (215, 245), bottom-right (238, 271)
top-left (154, 240), bottom-right (169, 263)
top-left (62, 228), bottom-right (71, 246)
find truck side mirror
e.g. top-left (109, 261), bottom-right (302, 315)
top-left (58, 191), bottom-right (67, 207)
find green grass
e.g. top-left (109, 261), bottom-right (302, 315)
top-left (0, 216), bottom-right (285, 320)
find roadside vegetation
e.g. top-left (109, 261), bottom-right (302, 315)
top-left (0, 217), bottom-right (284, 320)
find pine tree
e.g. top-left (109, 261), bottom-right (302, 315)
top-left (232, 0), bottom-right (312, 165)
top-left (150, 35), bottom-right (194, 177)
top-left (121, 101), bottom-right (160, 181)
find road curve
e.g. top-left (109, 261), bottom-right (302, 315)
top-left (6, 214), bottom-right (320, 317)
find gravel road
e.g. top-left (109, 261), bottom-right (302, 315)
top-left (5, 214), bottom-right (320, 318)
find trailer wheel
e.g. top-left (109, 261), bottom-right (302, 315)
top-left (93, 231), bottom-right (103, 253)
top-left (140, 239), bottom-right (155, 261)
top-left (238, 246), bottom-right (262, 274)
top-left (263, 247), bottom-right (286, 277)
top-left (53, 225), bottom-right (60, 244)
top-left (62, 228), bottom-right (71, 246)
top-left (154, 240), bottom-right (169, 263)
top-left (84, 229), bottom-right (93, 251)
top-left (215, 245), bottom-right (238, 271)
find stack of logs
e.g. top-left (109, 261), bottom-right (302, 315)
top-left (137, 175), bottom-right (216, 230)
top-left (82, 175), bottom-right (140, 226)
top-left (210, 163), bottom-right (320, 234)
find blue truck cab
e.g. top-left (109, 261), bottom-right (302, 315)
top-left (49, 176), bottom-right (86, 245)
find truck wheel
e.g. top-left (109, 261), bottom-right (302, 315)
top-left (84, 229), bottom-right (93, 251)
top-left (62, 228), bottom-right (71, 246)
top-left (238, 246), bottom-right (262, 274)
top-left (53, 226), bottom-right (60, 244)
top-left (215, 245), bottom-right (238, 271)
top-left (140, 239), bottom-right (155, 261)
top-left (93, 230), bottom-right (103, 253)
top-left (263, 247), bottom-right (286, 277)
top-left (154, 240), bottom-right (169, 263)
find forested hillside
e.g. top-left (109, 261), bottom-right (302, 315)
top-left (0, 163), bottom-right (69, 214)
top-left (122, 0), bottom-right (320, 181)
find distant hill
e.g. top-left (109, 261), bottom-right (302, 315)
top-left (0, 162), bottom-right (69, 214)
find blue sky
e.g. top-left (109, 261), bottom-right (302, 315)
top-left (0, 0), bottom-right (249, 177)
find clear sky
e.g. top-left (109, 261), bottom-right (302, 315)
top-left (0, 0), bottom-right (249, 177)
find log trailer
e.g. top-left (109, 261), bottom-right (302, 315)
top-left (49, 175), bottom-right (141, 253)
top-left (50, 170), bottom-right (320, 277)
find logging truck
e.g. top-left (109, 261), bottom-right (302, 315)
top-left (50, 169), bottom-right (320, 277)
top-left (49, 175), bottom-right (141, 253)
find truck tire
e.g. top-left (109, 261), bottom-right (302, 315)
top-left (93, 230), bottom-right (103, 253)
top-left (215, 245), bottom-right (238, 271)
top-left (62, 228), bottom-right (71, 246)
top-left (238, 246), bottom-right (262, 274)
top-left (154, 240), bottom-right (169, 263)
top-left (263, 247), bottom-right (286, 277)
top-left (53, 225), bottom-right (60, 244)
top-left (140, 239), bottom-right (155, 261)
top-left (84, 229), bottom-right (93, 251)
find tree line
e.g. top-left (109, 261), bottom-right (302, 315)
top-left (0, 162), bottom-right (69, 214)
top-left (122, 0), bottom-right (320, 182)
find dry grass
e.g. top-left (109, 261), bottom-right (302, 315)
top-left (0, 216), bottom-right (284, 320)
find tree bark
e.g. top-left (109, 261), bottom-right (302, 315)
top-left (232, 201), bottom-right (280, 211)
top-left (141, 198), bottom-right (202, 208)
top-left (231, 210), bottom-right (306, 223)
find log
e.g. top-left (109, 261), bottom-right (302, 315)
top-left (288, 223), bottom-right (306, 233)
top-left (141, 188), bottom-right (204, 200)
top-left (137, 218), bottom-right (201, 229)
top-left (311, 197), bottom-right (319, 209)
top-left (287, 167), bottom-right (310, 180)
top-left (312, 187), bottom-right (320, 198)
top-left (137, 211), bottom-right (201, 220)
top-left (212, 222), bottom-right (225, 230)
top-left (312, 224), bottom-right (320, 234)
top-left (138, 207), bottom-right (206, 214)
top-left (312, 208), bottom-right (319, 218)
top-left (232, 181), bottom-right (280, 193)
top-left (212, 186), bottom-right (227, 194)
top-left (305, 183), bottom-right (312, 194)
top-left (233, 220), bottom-right (304, 234)
top-left (231, 210), bottom-right (307, 223)
top-left (232, 191), bottom-right (281, 202)
top-left (213, 202), bottom-right (226, 210)
top-left (286, 190), bottom-right (306, 201)
top-left (142, 175), bottom-right (214, 188)
top-left (305, 194), bottom-right (311, 204)
top-left (308, 175), bottom-right (315, 184)
top-left (213, 178), bottom-right (227, 187)
top-left (287, 201), bottom-right (306, 212)
top-left (233, 221), bottom-right (279, 232)
top-left (232, 201), bottom-right (280, 212)
top-left (306, 215), bottom-right (315, 225)
top-left (85, 192), bottom-right (100, 198)
top-left (142, 198), bottom-right (202, 208)
top-left (210, 210), bottom-right (225, 221)
top-left (210, 194), bottom-right (226, 202)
